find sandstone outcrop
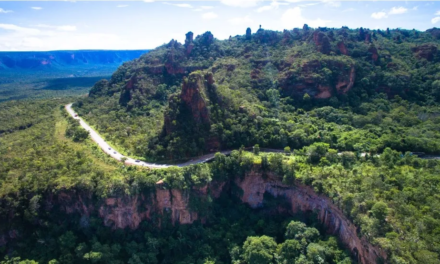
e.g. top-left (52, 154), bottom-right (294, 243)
top-left (279, 59), bottom-right (356, 99)
top-left (185, 31), bottom-right (194, 56)
top-left (180, 71), bottom-right (212, 124)
top-left (412, 44), bottom-right (438, 61)
top-left (51, 170), bottom-right (384, 264)
top-left (337, 41), bottom-right (349, 55)
top-left (313, 31), bottom-right (331, 55)
top-left (233, 171), bottom-right (386, 264)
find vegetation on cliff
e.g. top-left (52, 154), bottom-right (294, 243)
top-left (2, 25), bottom-right (440, 263)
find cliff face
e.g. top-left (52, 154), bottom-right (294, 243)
top-left (279, 59), bottom-right (356, 99)
top-left (233, 172), bottom-right (386, 264)
top-left (163, 71), bottom-right (220, 150)
top-left (50, 171), bottom-right (384, 264)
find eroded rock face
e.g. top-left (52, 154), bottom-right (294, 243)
top-left (313, 31), bottom-right (331, 55)
top-left (233, 171), bottom-right (386, 264)
top-left (181, 72), bottom-right (212, 124)
top-left (50, 170), bottom-right (383, 264)
top-left (412, 44), bottom-right (438, 61)
top-left (280, 59), bottom-right (356, 99)
top-left (337, 41), bottom-right (349, 55)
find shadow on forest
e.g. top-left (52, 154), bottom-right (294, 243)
top-left (38, 76), bottom-right (109, 91)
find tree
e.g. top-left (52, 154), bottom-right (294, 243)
top-left (371, 201), bottom-right (389, 222)
top-left (284, 146), bottom-right (291, 155)
top-left (277, 239), bottom-right (302, 262)
top-left (253, 144), bottom-right (260, 155)
top-left (242, 236), bottom-right (277, 264)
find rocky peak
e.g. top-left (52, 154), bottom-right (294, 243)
top-left (196, 31), bottom-right (214, 46)
top-left (180, 71), bottom-right (212, 124)
top-left (185, 31), bottom-right (194, 56)
top-left (412, 44), bottom-right (438, 61)
top-left (246, 27), bottom-right (252, 40)
top-left (313, 30), bottom-right (331, 54)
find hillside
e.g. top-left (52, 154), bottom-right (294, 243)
top-left (2, 26), bottom-right (440, 264)
top-left (75, 26), bottom-right (440, 161)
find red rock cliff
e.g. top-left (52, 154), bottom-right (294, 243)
top-left (232, 171), bottom-right (386, 264)
top-left (53, 171), bottom-right (384, 264)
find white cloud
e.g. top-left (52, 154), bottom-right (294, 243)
top-left (35, 24), bottom-right (77, 31)
top-left (412, 6), bottom-right (418, 11)
top-left (322, 0), bottom-right (341, 7)
top-left (298, 3), bottom-right (319, 7)
top-left (256, 1), bottom-right (287, 13)
top-left (31, 7), bottom-right (43, 10)
top-left (163, 2), bottom-right (192, 8)
top-left (221, 0), bottom-right (262, 8)
top-left (342, 8), bottom-right (355, 12)
top-left (371, 11), bottom-right (387, 19)
top-left (281, 7), bottom-right (330, 28)
top-left (389, 6), bottom-right (407, 15)
top-left (117, 5), bottom-right (128, 8)
top-left (201, 6), bottom-right (213, 9)
top-left (0, 24), bottom-right (41, 34)
top-left (202, 12), bottom-right (218, 20)
top-left (436, 10), bottom-right (440, 15)
top-left (229, 15), bottom-right (253, 25)
top-left (0, 8), bottom-right (12, 13)
top-left (432, 17), bottom-right (440, 24)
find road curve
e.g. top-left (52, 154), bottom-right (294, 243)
top-left (65, 103), bottom-right (232, 169)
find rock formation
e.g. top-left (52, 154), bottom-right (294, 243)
top-left (50, 170), bottom-right (385, 264)
top-left (279, 59), bottom-right (356, 99)
top-left (368, 44), bottom-right (379, 62)
top-left (233, 171), bottom-right (386, 264)
top-left (246, 27), bottom-right (252, 40)
top-left (412, 44), bottom-right (438, 61)
top-left (180, 71), bottom-right (212, 124)
top-left (313, 31), bottom-right (331, 54)
top-left (337, 41), bottom-right (349, 55)
top-left (185, 31), bottom-right (194, 56)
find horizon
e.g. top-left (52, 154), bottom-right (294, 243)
top-left (0, 25), bottom-right (437, 53)
top-left (0, 0), bottom-right (438, 51)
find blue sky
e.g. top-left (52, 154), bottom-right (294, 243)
top-left (0, 1), bottom-right (438, 51)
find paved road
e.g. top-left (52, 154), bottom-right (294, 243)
top-left (66, 104), bottom-right (232, 169)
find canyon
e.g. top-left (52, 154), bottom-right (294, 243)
top-left (45, 170), bottom-right (385, 264)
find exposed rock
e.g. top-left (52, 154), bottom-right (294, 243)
top-left (246, 27), bottom-right (252, 40)
top-left (196, 31), bottom-right (214, 46)
top-left (165, 40), bottom-right (186, 74)
top-left (364, 32), bottom-right (372, 43)
top-left (185, 31), bottom-right (194, 56)
top-left (412, 44), bottom-right (438, 61)
top-left (233, 171), bottom-right (387, 264)
top-left (368, 44), bottom-right (379, 62)
top-left (313, 31), bottom-right (331, 54)
top-left (180, 72), bottom-right (211, 124)
top-left (279, 59), bottom-right (356, 99)
top-left (337, 41), bottom-right (349, 55)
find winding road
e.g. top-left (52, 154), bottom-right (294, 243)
top-left (66, 104), bottom-right (232, 169)
top-left (66, 104), bottom-right (439, 169)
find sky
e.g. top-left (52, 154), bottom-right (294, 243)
top-left (0, 0), bottom-right (438, 51)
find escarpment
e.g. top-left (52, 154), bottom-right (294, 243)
top-left (48, 170), bottom-right (384, 264)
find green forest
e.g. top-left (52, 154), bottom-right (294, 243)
top-left (1, 26), bottom-right (440, 264)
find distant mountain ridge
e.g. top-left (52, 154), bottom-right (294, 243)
top-left (0, 50), bottom-right (149, 70)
